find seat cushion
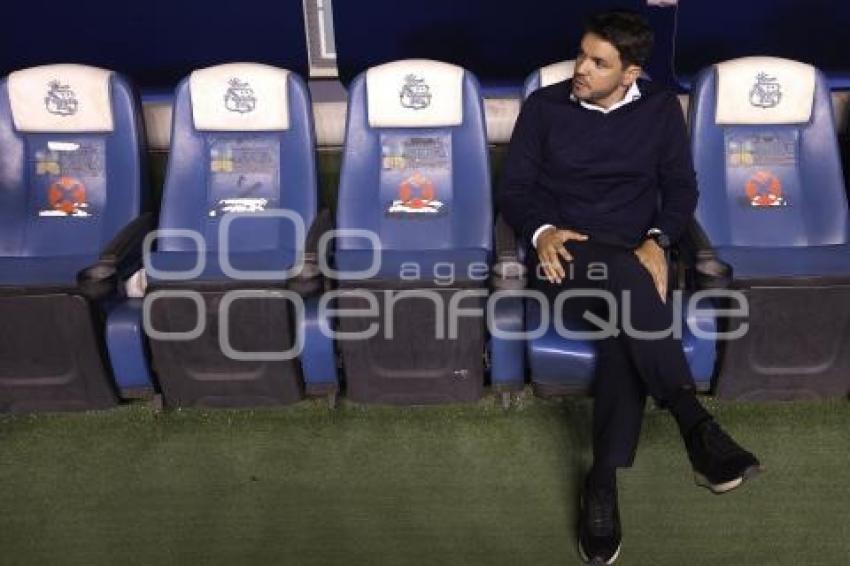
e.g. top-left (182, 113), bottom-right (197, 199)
top-left (147, 250), bottom-right (296, 284)
top-left (334, 248), bottom-right (490, 284)
top-left (717, 244), bottom-right (850, 279)
top-left (527, 294), bottom-right (716, 391)
top-left (0, 255), bottom-right (96, 287)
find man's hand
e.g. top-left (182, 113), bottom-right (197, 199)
top-left (536, 227), bottom-right (588, 284)
top-left (634, 238), bottom-right (668, 302)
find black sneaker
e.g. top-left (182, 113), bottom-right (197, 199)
top-left (685, 419), bottom-right (762, 494)
top-left (578, 477), bottom-right (622, 564)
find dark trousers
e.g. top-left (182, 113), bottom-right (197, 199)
top-left (531, 240), bottom-right (700, 469)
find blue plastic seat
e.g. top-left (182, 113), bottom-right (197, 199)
top-left (690, 56), bottom-right (850, 399)
top-left (137, 63), bottom-right (336, 408)
top-left (517, 61), bottom-right (716, 395)
top-left (522, 60), bottom-right (577, 100)
top-left (0, 64), bottom-right (150, 412)
top-left (334, 59), bottom-right (523, 404)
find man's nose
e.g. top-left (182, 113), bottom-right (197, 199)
top-left (575, 58), bottom-right (591, 76)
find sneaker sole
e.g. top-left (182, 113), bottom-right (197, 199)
top-left (578, 539), bottom-right (621, 565)
top-left (694, 464), bottom-right (762, 494)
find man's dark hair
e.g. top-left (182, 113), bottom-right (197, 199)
top-left (584, 10), bottom-right (654, 68)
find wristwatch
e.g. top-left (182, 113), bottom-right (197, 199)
top-left (645, 227), bottom-right (671, 249)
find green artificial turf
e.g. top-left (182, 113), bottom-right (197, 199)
top-left (1, 395), bottom-right (848, 565)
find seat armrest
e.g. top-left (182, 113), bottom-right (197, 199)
top-left (77, 212), bottom-right (155, 300)
top-left (99, 212), bottom-right (155, 276)
top-left (491, 213), bottom-right (527, 290)
top-left (77, 262), bottom-right (119, 301)
top-left (679, 219), bottom-right (733, 290)
top-left (290, 208), bottom-right (334, 297)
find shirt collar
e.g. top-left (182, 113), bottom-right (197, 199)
top-left (570, 81), bottom-right (642, 114)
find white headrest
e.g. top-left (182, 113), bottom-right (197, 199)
top-left (539, 60), bottom-right (575, 88)
top-left (366, 59), bottom-right (464, 128)
top-left (190, 63), bottom-right (290, 131)
top-left (715, 57), bottom-right (816, 125)
top-left (8, 65), bottom-right (114, 133)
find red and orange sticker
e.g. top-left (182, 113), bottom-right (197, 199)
top-left (398, 172), bottom-right (436, 209)
top-left (745, 170), bottom-right (786, 207)
top-left (47, 176), bottom-right (87, 214)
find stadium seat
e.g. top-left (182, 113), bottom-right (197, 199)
top-left (689, 56), bottom-right (850, 399)
top-left (517, 61), bottom-right (716, 396)
top-left (334, 59), bottom-right (524, 404)
top-left (0, 64), bottom-right (151, 412)
top-left (142, 63), bottom-right (336, 408)
top-left (522, 60), bottom-right (577, 99)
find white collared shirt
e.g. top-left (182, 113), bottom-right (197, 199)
top-left (571, 80), bottom-right (642, 114)
top-left (532, 81), bottom-right (643, 248)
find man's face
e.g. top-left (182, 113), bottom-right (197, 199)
top-left (572, 33), bottom-right (640, 106)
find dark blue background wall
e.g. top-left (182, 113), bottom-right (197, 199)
top-left (1, 0), bottom-right (308, 89)
top-left (332, 0), bottom-right (663, 87)
top-left (2, 1), bottom-right (849, 90)
top-left (675, 0), bottom-right (850, 85)
top-left (333, 0), bottom-right (850, 88)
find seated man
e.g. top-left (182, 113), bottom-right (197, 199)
top-left (497, 10), bottom-right (761, 565)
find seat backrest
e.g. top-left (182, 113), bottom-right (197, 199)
top-left (158, 63), bottom-right (316, 254)
top-left (337, 59), bottom-right (491, 256)
top-left (0, 64), bottom-right (146, 257)
top-left (522, 60), bottom-right (576, 99)
top-left (690, 56), bottom-right (847, 247)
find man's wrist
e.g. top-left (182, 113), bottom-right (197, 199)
top-left (645, 227), bottom-right (670, 249)
top-left (532, 224), bottom-right (556, 249)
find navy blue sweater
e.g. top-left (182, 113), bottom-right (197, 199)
top-left (497, 78), bottom-right (698, 249)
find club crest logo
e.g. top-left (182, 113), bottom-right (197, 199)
top-left (224, 78), bottom-right (257, 113)
top-left (750, 72), bottom-right (782, 109)
top-left (399, 74), bottom-right (432, 110)
top-left (45, 80), bottom-right (78, 116)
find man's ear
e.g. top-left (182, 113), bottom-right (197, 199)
top-left (622, 65), bottom-right (641, 86)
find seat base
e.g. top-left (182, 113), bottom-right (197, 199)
top-left (147, 288), bottom-right (303, 408)
top-left (0, 293), bottom-right (117, 413)
top-left (337, 287), bottom-right (485, 405)
top-left (715, 284), bottom-right (850, 400)
top-left (526, 293), bottom-right (716, 396)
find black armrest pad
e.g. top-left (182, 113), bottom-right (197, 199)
top-left (694, 250), bottom-right (733, 290)
top-left (304, 207), bottom-right (334, 264)
top-left (290, 208), bottom-right (334, 297)
top-left (492, 213), bottom-right (527, 289)
top-left (491, 260), bottom-right (527, 290)
top-left (287, 271), bottom-right (323, 297)
top-left (99, 212), bottom-right (155, 272)
top-left (76, 262), bottom-right (119, 301)
top-left (680, 219), bottom-right (733, 289)
top-left (494, 213), bottom-right (519, 262)
top-left (76, 212), bottom-right (154, 300)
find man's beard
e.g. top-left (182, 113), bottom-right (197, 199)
top-left (573, 80), bottom-right (621, 104)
